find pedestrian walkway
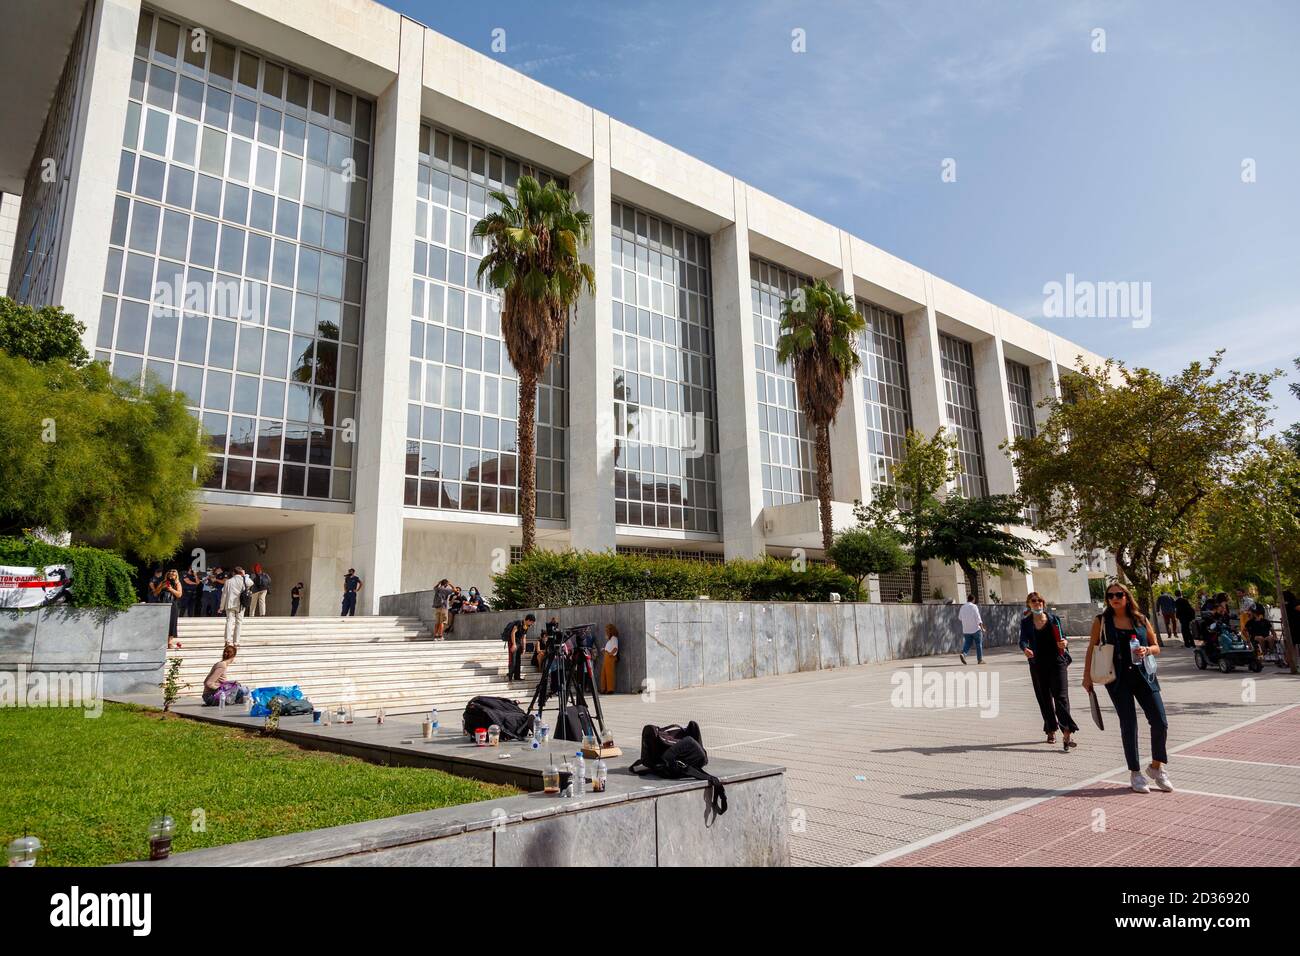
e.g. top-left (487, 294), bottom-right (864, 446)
top-left (594, 642), bottom-right (1299, 866)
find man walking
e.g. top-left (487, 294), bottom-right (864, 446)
top-left (290, 581), bottom-right (304, 617)
top-left (341, 569), bottom-right (363, 616)
top-left (432, 578), bottom-right (454, 639)
top-left (220, 565), bottom-right (251, 646)
top-left (1174, 589), bottom-right (1197, 648)
top-left (1156, 590), bottom-right (1177, 643)
top-left (958, 594), bottom-right (987, 665)
top-left (250, 563), bottom-right (271, 616)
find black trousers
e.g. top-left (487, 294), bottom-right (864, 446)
top-left (508, 643), bottom-right (524, 680)
top-left (290, 597), bottom-right (300, 617)
top-left (1029, 659), bottom-right (1078, 735)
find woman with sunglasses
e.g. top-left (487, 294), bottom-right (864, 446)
top-left (1019, 592), bottom-right (1078, 751)
top-left (1083, 582), bottom-right (1172, 793)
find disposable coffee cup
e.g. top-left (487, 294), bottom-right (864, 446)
top-left (422, 720), bottom-right (433, 739)
top-left (558, 770), bottom-right (573, 791)
top-left (149, 836), bottom-right (172, 861)
top-left (312, 710), bottom-right (322, 724)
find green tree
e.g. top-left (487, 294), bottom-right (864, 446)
top-left (0, 352), bottom-right (211, 561)
top-left (826, 525), bottom-right (909, 596)
top-left (855, 428), bottom-right (960, 602)
top-left (1180, 440), bottom-right (1300, 671)
top-left (777, 280), bottom-right (865, 552)
top-left (924, 493), bottom-right (1047, 600)
top-left (1009, 352), bottom-right (1278, 616)
top-left (0, 297), bottom-right (89, 366)
top-left (473, 175), bottom-right (595, 554)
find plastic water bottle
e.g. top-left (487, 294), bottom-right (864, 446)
top-left (594, 758), bottom-right (608, 793)
top-left (428, 708), bottom-right (439, 734)
top-left (217, 690), bottom-right (226, 711)
top-left (1129, 635), bottom-right (1141, 665)
top-left (574, 751), bottom-right (586, 796)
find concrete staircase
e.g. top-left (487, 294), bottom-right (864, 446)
top-left (169, 616), bottom-right (534, 718)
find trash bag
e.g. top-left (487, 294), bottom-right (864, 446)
top-left (250, 684), bottom-right (304, 716)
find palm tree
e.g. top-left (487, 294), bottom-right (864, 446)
top-left (777, 279), bottom-right (865, 552)
top-left (473, 176), bottom-right (595, 554)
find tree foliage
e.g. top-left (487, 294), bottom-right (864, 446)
top-left (924, 493), bottom-right (1047, 597)
top-left (1010, 352), bottom-right (1278, 614)
top-left (855, 428), bottom-right (959, 602)
top-left (0, 352), bottom-right (211, 561)
top-left (0, 297), bottom-right (89, 366)
top-left (826, 525), bottom-right (909, 593)
top-left (777, 280), bottom-right (865, 551)
top-left (473, 176), bottom-right (595, 555)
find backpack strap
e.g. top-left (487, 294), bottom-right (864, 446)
top-left (671, 762), bottom-right (728, 815)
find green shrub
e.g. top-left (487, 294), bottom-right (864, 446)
top-left (491, 550), bottom-right (859, 609)
top-left (0, 534), bottom-right (137, 611)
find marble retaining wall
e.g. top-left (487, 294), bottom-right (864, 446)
top-left (0, 603), bottom-right (170, 696)
top-left (127, 768), bottom-right (788, 867)
top-left (381, 593), bottom-right (1100, 693)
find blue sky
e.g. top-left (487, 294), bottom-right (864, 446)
top-left (389, 0), bottom-right (1300, 430)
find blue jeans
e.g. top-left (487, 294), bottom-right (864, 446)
top-left (961, 632), bottom-right (983, 662)
top-left (341, 591), bottom-right (357, 616)
top-left (1105, 670), bottom-right (1168, 772)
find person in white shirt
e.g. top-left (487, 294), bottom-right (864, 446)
top-left (599, 623), bottom-right (620, 693)
top-left (220, 565), bottom-right (252, 646)
top-left (957, 596), bottom-right (987, 664)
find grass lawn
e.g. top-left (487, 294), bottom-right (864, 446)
top-left (0, 702), bottom-right (518, 865)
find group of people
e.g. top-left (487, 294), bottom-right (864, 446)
top-left (957, 584), bottom-right (1171, 794)
top-left (147, 564), bottom-right (305, 648)
top-left (499, 614), bottom-right (620, 693)
top-left (1157, 587), bottom-right (1298, 661)
top-left (429, 579), bottom-right (490, 637)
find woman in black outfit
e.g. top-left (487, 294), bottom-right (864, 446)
top-left (1019, 592), bottom-right (1078, 751)
top-left (1083, 582), bottom-right (1170, 794)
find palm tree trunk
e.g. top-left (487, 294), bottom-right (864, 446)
top-left (815, 422), bottom-right (834, 553)
top-left (517, 369), bottom-right (538, 555)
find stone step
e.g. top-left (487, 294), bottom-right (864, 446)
top-left (169, 644), bottom-right (506, 662)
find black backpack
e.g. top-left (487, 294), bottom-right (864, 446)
top-left (554, 704), bottom-right (596, 742)
top-left (462, 695), bottom-right (534, 740)
top-left (630, 722), bottom-right (727, 815)
top-left (501, 620), bottom-right (521, 642)
top-left (268, 694), bottom-right (313, 717)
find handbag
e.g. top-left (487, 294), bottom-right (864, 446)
top-left (1089, 615), bottom-right (1117, 686)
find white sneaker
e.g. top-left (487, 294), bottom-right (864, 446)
top-left (1147, 764), bottom-right (1174, 792)
top-left (1129, 771), bottom-right (1151, 794)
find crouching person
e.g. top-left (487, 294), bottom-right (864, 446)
top-left (202, 644), bottom-right (248, 706)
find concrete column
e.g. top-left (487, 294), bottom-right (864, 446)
top-left (352, 18), bottom-right (422, 613)
top-left (711, 182), bottom-right (765, 558)
top-left (972, 312), bottom-right (1016, 496)
top-left (828, 230), bottom-right (871, 508)
top-left (567, 111), bottom-right (616, 552)
top-left (52, 0), bottom-right (141, 347)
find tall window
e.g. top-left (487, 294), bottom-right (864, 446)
top-left (752, 258), bottom-right (814, 506)
top-left (939, 333), bottom-right (988, 498)
top-left (611, 202), bottom-right (718, 533)
top-left (1005, 359), bottom-right (1035, 441)
top-left (858, 300), bottom-right (912, 489)
top-left (10, 4), bottom-right (92, 304)
top-left (97, 11), bottom-right (370, 501)
top-left (406, 124), bottom-right (567, 519)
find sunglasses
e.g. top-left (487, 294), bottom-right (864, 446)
top-left (1106, 592), bottom-right (1126, 600)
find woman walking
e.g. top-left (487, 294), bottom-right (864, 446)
top-left (1083, 582), bottom-right (1172, 794)
top-left (1019, 592), bottom-right (1078, 751)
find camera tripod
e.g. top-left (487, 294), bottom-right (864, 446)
top-left (524, 623), bottom-right (610, 742)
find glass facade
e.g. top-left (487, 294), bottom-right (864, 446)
top-left (857, 300), bottom-right (913, 489)
top-left (611, 201), bottom-right (718, 533)
top-left (10, 4), bottom-right (91, 304)
top-left (938, 332), bottom-right (988, 498)
top-left (752, 258), bottom-right (814, 506)
top-left (405, 124), bottom-right (567, 519)
top-left (96, 11), bottom-right (371, 501)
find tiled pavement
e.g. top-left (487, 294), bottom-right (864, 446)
top-left (594, 642), bottom-right (1299, 866)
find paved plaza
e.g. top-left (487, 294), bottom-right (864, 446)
top-left (595, 641), bottom-right (1300, 866)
